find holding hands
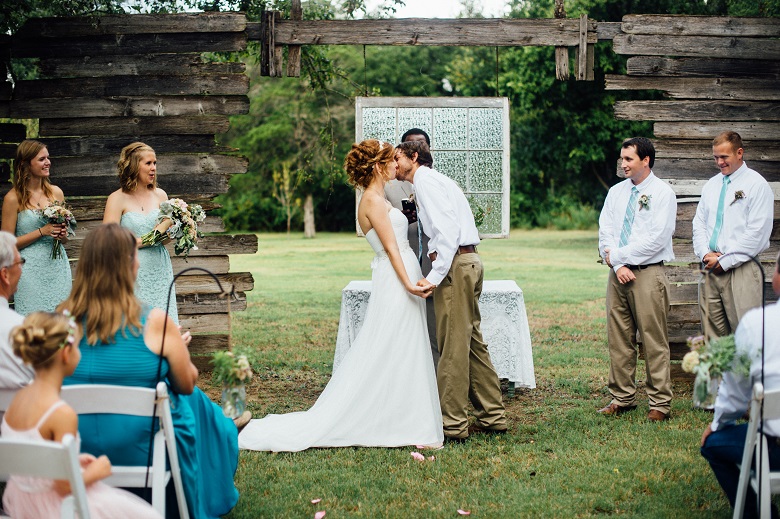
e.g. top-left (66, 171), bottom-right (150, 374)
top-left (702, 251), bottom-right (725, 274)
top-left (415, 278), bottom-right (436, 298)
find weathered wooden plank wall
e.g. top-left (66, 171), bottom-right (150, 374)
top-left (0, 13), bottom-right (257, 371)
top-left (606, 14), bottom-right (780, 377)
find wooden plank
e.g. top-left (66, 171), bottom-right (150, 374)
top-left (0, 96), bottom-right (250, 118)
top-left (50, 173), bottom-right (231, 197)
top-left (39, 54), bottom-right (246, 78)
top-left (0, 123), bottom-right (26, 142)
top-left (655, 139), bottom-right (780, 161)
top-left (286, 0), bottom-right (302, 78)
top-left (267, 18), bottom-right (598, 47)
top-left (654, 122), bottom-right (780, 140)
top-left (41, 135), bottom-right (235, 156)
top-left (77, 235), bottom-right (251, 265)
top-left (605, 75), bottom-right (780, 101)
top-left (18, 13), bottom-right (247, 37)
top-left (189, 334), bottom-right (229, 357)
top-left (178, 291), bottom-right (247, 315)
top-left (671, 240), bottom-right (779, 264)
top-left (12, 32), bottom-right (247, 58)
top-left (69, 217), bottom-right (225, 237)
top-left (626, 56), bottom-right (780, 79)
top-left (52, 196), bottom-right (222, 221)
top-left (614, 100), bottom-right (780, 122)
top-left (664, 179), bottom-right (780, 198)
top-left (596, 22), bottom-right (622, 41)
top-left (612, 33), bottom-right (780, 60)
top-left (179, 313), bottom-right (230, 333)
top-left (576, 14), bottom-right (588, 81)
top-left (620, 15), bottom-right (780, 38)
top-left (651, 158), bottom-right (780, 181)
top-left (0, 144), bottom-right (16, 158)
top-left (13, 75), bottom-right (249, 99)
top-left (175, 272), bottom-right (254, 295)
top-left (51, 154), bottom-right (248, 180)
top-left (40, 116), bottom-right (232, 137)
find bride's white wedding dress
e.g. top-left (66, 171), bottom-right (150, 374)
top-left (238, 207), bottom-right (443, 452)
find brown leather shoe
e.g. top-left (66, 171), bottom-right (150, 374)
top-left (597, 403), bottom-right (637, 416)
top-left (468, 424), bottom-right (508, 436)
top-left (647, 410), bottom-right (669, 422)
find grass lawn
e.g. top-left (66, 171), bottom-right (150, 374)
top-left (201, 229), bottom-right (728, 518)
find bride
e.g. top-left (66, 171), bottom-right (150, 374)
top-left (238, 139), bottom-right (444, 452)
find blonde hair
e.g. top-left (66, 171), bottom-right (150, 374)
top-left (344, 140), bottom-right (395, 189)
top-left (13, 140), bottom-right (53, 210)
top-left (58, 223), bottom-right (142, 345)
top-left (117, 142), bottom-right (156, 193)
top-left (713, 131), bottom-right (744, 153)
top-left (11, 312), bottom-right (77, 368)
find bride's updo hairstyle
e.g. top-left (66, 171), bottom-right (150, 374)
top-left (117, 141), bottom-right (156, 193)
top-left (344, 139), bottom-right (395, 189)
top-left (11, 312), bottom-right (75, 368)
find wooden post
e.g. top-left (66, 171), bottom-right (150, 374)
top-left (576, 13), bottom-right (588, 80)
top-left (287, 0), bottom-right (302, 77)
top-left (553, 0), bottom-right (569, 80)
top-left (260, 10), bottom-right (279, 77)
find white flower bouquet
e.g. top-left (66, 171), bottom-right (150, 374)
top-left (682, 334), bottom-right (751, 406)
top-left (139, 198), bottom-right (206, 260)
top-left (41, 201), bottom-right (77, 259)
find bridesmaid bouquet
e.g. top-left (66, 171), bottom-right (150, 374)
top-left (41, 201), bottom-right (77, 260)
top-left (139, 198), bottom-right (206, 260)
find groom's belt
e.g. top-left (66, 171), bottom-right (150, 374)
top-left (625, 261), bottom-right (664, 271)
top-left (428, 245), bottom-right (477, 262)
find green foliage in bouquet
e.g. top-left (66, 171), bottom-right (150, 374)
top-left (211, 351), bottom-right (253, 387)
top-left (682, 335), bottom-right (751, 404)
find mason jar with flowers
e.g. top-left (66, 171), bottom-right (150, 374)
top-left (211, 351), bottom-right (253, 419)
top-left (682, 334), bottom-right (750, 408)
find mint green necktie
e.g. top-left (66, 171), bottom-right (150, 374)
top-left (709, 175), bottom-right (731, 252)
top-left (618, 187), bottom-right (639, 247)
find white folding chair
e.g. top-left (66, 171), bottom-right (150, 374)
top-left (61, 382), bottom-right (189, 519)
top-left (0, 433), bottom-right (90, 519)
top-left (733, 383), bottom-right (780, 518)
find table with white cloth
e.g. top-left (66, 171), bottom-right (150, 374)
top-left (333, 279), bottom-right (536, 394)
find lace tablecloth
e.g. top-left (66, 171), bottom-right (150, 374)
top-left (333, 280), bottom-right (536, 388)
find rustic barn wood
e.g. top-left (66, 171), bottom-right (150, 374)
top-left (0, 97), bottom-right (249, 119)
top-left (0, 123), bottom-right (26, 142)
top-left (46, 172), bottom-right (232, 197)
top-left (39, 55), bottom-right (247, 78)
top-left (651, 158), bottom-right (780, 181)
top-left (626, 56), bottom-right (780, 79)
top-left (13, 75), bottom-right (249, 99)
top-left (12, 33), bottom-right (247, 58)
top-left (39, 116), bottom-right (233, 137)
top-left (620, 15), bottom-right (780, 37)
top-left (613, 34), bottom-right (780, 60)
top-left (178, 292), bottom-right (247, 315)
top-left (60, 196), bottom-right (222, 221)
top-left (72, 217), bottom-right (225, 238)
top-left (41, 135), bottom-right (234, 155)
top-left (553, 0), bottom-right (569, 80)
top-left (654, 122), bottom-right (780, 140)
top-left (51, 155), bottom-right (248, 181)
top-left (671, 241), bottom-right (779, 264)
top-left (605, 76), bottom-right (780, 101)
top-left (286, 0), bottom-right (302, 77)
top-left (665, 263), bottom-right (777, 284)
top-left (180, 313), bottom-right (230, 333)
top-left (655, 139), bottom-right (780, 161)
top-left (189, 335), bottom-right (229, 356)
top-left (614, 100), bottom-right (780, 121)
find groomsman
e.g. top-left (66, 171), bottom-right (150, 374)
top-left (598, 137), bottom-right (677, 421)
top-left (0, 231), bottom-right (34, 388)
top-left (692, 131), bottom-right (773, 340)
top-left (384, 128), bottom-right (439, 370)
top-left (395, 140), bottom-right (506, 442)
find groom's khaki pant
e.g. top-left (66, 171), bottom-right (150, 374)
top-left (434, 252), bottom-right (506, 438)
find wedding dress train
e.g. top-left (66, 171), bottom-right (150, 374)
top-left (238, 208), bottom-right (443, 452)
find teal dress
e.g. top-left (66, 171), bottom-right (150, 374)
top-left (63, 310), bottom-right (239, 519)
top-left (14, 209), bottom-right (72, 315)
top-left (121, 210), bottom-right (179, 324)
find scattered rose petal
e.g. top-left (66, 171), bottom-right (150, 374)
top-left (457, 509), bottom-right (471, 515)
top-left (314, 512), bottom-right (326, 519)
top-left (411, 451), bottom-right (425, 461)
top-left (428, 456), bottom-right (435, 461)
top-left (311, 499), bottom-right (322, 504)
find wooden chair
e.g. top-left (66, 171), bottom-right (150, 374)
top-left (61, 382), bottom-right (189, 519)
top-left (0, 433), bottom-right (91, 519)
top-left (733, 383), bottom-right (780, 518)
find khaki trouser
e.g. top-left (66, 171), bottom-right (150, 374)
top-left (699, 260), bottom-right (763, 339)
top-left (434, 252), bottom-right (506, 438)
top-left (606, 265), bottom-right (672, 413)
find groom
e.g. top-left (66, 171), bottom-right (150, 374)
top-left (395, 140), bottom-right (507, 442)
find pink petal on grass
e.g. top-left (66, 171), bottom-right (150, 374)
top-left (457, 510), bottom-right (471, 515)
top-left (428, 456), bottom-right (435, 461)
top-left (310, 499), bottom-right (322, 504)
top-left (314, 512), bottom-right (326, 519)
top-left (411, 451), bottom-right (425, 461)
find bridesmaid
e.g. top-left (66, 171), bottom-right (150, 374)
top-left (1, 140), bottom-right (72, 315)
top-left (103, 142), bottom-right (178, 323)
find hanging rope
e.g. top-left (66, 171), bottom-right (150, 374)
top-left (363, 45), bottom-right (368, 97)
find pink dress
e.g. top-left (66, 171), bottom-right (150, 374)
top-left (1, 400), bottom-right (162, 519)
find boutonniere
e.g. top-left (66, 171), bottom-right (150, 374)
top-left (730, 190), bottom-right (746, 206)
top-left (638, 194), bottom-right (652, 211)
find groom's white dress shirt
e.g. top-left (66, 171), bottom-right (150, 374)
top-left (598, 172), bottom-right (676, 271)
top-left (0, 296), bottom-right (33, 388)
top-left (711, 300), bottom-right (780, 436)
top-left (692, 162), bottom-right (773, 271)
top-left (413, 166), bottom-right (480, 286)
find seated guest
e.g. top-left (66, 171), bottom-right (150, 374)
top-left (0, 231), bottom-right (34, 388)
top-left (59, 224), bottom-right (245, 519)
top-left (700, 252), bottom-right (780, 518)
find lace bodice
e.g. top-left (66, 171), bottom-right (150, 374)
top-left (365, 208), bottom-right (412, 257)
